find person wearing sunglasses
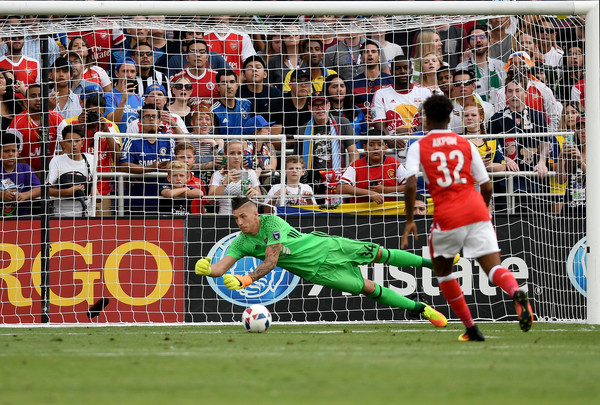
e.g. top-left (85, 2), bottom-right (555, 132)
top-left (129, 42), bottom-right (170, 100)
top-left (536, 17), bottom-right (564, 70)
top-left (456, 25), bottom-right (506, 106)
top-left (169, 76), bottom-right (193, 129)
top-left (449, 68), bottom-right (493, 135)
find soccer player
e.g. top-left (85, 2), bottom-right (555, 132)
top-left (401, 94), bottom-right (534, 342)
top-left (195, 196), bottom-right (449, 328)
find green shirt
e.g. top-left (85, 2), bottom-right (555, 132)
top-left (226, 215), bottom-right (332, 279)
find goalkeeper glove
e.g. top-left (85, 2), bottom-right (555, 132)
top-left (223, 274), bottom-right (253, 290)
top-left (195, 257), bottom-right (212, 276)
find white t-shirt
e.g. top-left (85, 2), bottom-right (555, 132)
top-left (125, 113), bottom-right (188, 135)
top-left (209, 169), bottom-right (260, 214)
top-left (47, 153), bottom-right (95, 217)
top-left (266, 183), bottom-right (316, 208)
top-left (371, 85), bottom-right (433, 134)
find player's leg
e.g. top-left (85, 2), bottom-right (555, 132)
top-left (375, 247), bottom-right (434, 269)
top-left (466, 221), bottom-right (533, 332)
top-left (362, 278), bottom-right (447, 327)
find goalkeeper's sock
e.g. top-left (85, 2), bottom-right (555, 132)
top-left (438, 274), bottom-right (475, 328)
top-left (378, 248), bottom-right (433, 269)
top-left (489, 265), bottom-right (520, 297)
top-left (368, 283), bottom-right (424, 312)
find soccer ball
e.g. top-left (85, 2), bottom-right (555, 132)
top-left (242, 304), bottom-right (272, 333)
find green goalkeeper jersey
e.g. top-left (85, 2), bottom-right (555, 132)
top-left (226, 215), bottom-right (333, 280)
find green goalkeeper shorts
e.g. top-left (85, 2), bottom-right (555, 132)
top-left (307, 237), bottom-right (380, 295)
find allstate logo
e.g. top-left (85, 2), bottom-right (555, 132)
top-left (566, 237), bottom-right (587, 297)
top-left (206, 232), bottom-right (301, 307)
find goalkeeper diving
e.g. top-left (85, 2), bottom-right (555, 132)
top-left (195, 196), bottom-right (455, 327)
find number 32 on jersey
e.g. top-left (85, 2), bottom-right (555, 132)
top-left (431, 150), bottom-right (467, 187)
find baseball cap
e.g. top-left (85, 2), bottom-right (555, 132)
top-left (145, 83), bottom-right (166, 96)
top-left (243, 115), bottom-right (276, 135)
top-left (310, 95), bottom-right (327, 105)
top-left (291, 68), bottom-right (311, 81)
top-left (575, 116), bottom-right (586, 126)
top-left (504, 51), bottom-right (535, 72)
top-left (114, 57), bottom-right (137, 74)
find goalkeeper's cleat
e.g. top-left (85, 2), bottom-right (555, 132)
top-left (421, 304), bottom-right (448, 328)
top-left (458, 325), bottom-right (485, 342)
top-left (453, 253), bottom-right (460, 265)
top-left (513, 290), bottom-right (534, 332)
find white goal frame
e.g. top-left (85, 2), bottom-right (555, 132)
top-left (1, 1), bottom-right (598, 324)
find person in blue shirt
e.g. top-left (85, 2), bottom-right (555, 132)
top-left (106, 57), bottom-right (143, 133)
top-left (211, 69), bottom-right (253, 135)
top-left (1, 132), bottom-right (41, 216)
top-left (118, 103), bottom-right (174, 213)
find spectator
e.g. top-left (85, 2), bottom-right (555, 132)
top-left (372, 54), bottom-right (433, 155)
top-left (66, 51), bottom-right (105, 99)
top-left (0, 33), bottom-right (40, 94)
top-left (554, 42), bottom-right (584, 103)
top-left (416, 52), bottom-right (443, 93)
top-left (118, 103), bottom-right (175, 213)
top-left (64, 93), bottom-right (121, 216)
top-left (338, 137), bottom-right (407, 204)
top-left (463, 103), bottom-right (506, 175)
top-left (204, 16), bottom-right (257, 75)
top-left (208, 139), bottom-right (261, 215)
top-left (130, 42), bottom-right (170, 98)
top-left (140, 83), bottom-right (187, 134)
top-left (283, 38), bottom-right (337, 95)
top-left (456, 24), bottom-right (506, 105)
top-left (369, 16), bottom-right (405, 70)
top-left (68, 36), bottom-right (112, 93)
top-left (211, 69), bottom-right (253, 135)
top-left (556, 116), bottom-right (585, 216)
top-left (535, 17), bottom-right (564, 70)
top-left (160, 158), bottom-right (205, 215)
top-left (488, 77), bottom-right (555, 212)
top-left (49, 57), bottom-right (82, 121)
top-left (120, 16), bottom-right (151, 57)
top-left (0, 15), bottom-right (60, 66)
top-left (436, 64), bottom-right (452, 98)
top-left (281, 69), bottom-right (312, 148)
top-left (411, 29), bottom-right (443, 83)
top-left (242, 115), bottom-right (278, 180)
top-left (68, 18), bottom-right (125, 71)
top-left (168, 75), bottom-right (193, 130)
top-left (513, 31), bottom-right (544, 63)
top-left (267, 29), bottom-right (302, 90)
top-left (295, 95), bottom-right (358, 199)
top-left (495, 51), bottom-right (562, 133)
top-left (148, 15), bottom-right (169, 74)
top-left (325, 74), bottom-right (367, 137)
top-left (311, 15), bottom-right (339, 51)
top-left (188, 102), bottom-right (223, 175)
top-left (1, 132), bottom-right (41, 216)
top-left (48, 125), bottom-right (95, 218)
top-left (488, 16), bottom-right (514, 63)
top-left (449, 68), bottom-right (494, 134)
top-left (347, 39), bottom-right (394, 119)
top-left (6, 84), bottom-right (67, 177)
top-left (265, 155), bottom-right (316, 213)
top-left (0, 68), bottom-right (18, 130)
top-left (167, 33), bottom-right (229, 79)
top-left (107, 57), bottom-right (143, 133)
top-left (239, 55), bottom-right (284, 135)
top-left (170, 39), bottom-right (220, 107)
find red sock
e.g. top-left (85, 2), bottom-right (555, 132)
top-left (490, 266), bottom-right (520, 297)
top-left (439, 276), bottom-right (475, 328)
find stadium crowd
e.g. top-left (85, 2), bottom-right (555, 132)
top-left (0, 14), bottom-right (586, 217)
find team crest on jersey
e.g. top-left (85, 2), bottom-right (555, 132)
top-left (272, 231), bottom-right (281, 241)
top-left (159, 147), bottom-right (167, 155)
top-left (207, 82), bottom-right (215, 90)
top-left (242, 110), bottom-right (249, 120)
top-left (387, 169), bottom-right (396, 178)
top-left (206, 231), bottom-right (301, 307)
top-left (230, 42), bottom-right (238, 51)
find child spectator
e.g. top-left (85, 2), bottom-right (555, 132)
top-left (338, 137), bottom-right (407, 204)
top-left (173, 142), bottom-right (207, 213)
top-left (265, 156), bottom-right (316, 213)
top-left (48, 125), bottom-right (95, 217)
top-left (1, 132), bottom-right (41, 216)
top-left (160, 160), bottom-right (205, 215)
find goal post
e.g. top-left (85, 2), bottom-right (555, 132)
top-left (0, 1), bottom-right (597, 325)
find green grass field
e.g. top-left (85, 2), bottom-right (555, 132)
top-left (1, 322), bottom-right (598, 405)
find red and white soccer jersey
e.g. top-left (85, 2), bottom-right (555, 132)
top-left (203, 31), bottom-right (257, 75)
top-left (340, 155), bottom-right (408, 203)
top-left (83, 66), bottom-right (111, 88)
top-left (69, 20), bottom-right (125, 70)
top-left (572, 78), bottom-right (585, 108)
top-left (405, 129), bottom-right (490, 231)
top-left (171, 68), bottom-right (219, 106)
top-left (0, 55), bottom-right (40, 87)
top-left (371, 85), bottom-right (432, 134)
top-left (6, 111), bottom-right (66, 172)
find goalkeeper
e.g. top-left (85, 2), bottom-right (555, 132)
top-left (196, 196), bottom-right (451, 327)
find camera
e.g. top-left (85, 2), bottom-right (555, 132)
top-left (86, 110), bottom-right (100, 123)
top-left (126, 79), bottom-right (138, 92)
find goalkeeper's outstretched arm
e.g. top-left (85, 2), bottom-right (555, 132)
top-left (195, 256), bottom-right (237, 277)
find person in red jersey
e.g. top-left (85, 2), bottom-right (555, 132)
top-left (0, 34), bottom-right (40, 95)
top-left (338, 131), bottom-right (407, 204)
top-left (203, 16), bottom-right (257, 75)
top-left (68, 19), bottom-right (125, 71)
top-left (401, 94), bottom-right (533, 342)
top-left (170, 39), bottom-right (219, 107)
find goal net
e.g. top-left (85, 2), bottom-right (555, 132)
top-left (0, 2), bottom-right (596, 325)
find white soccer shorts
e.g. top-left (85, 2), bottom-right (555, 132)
top-left (429, 220), bottom-right (500, 259)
